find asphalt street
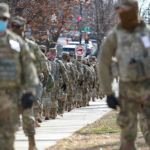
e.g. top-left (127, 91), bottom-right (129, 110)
top-left (14, 99), bottom-right (111, 150)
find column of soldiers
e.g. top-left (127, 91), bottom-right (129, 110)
top-left (0, 3), bottom-right (104, 150)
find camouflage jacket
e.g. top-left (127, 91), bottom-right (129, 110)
top-left (98, 21), bottom-right (150, 95)
top-left (91, 62), bottom-right (99, 84)
top-left (82, 64), bottom-right (93, 85)
top-left (49, 58), bottom-right (69, 85)
top-left (70, 58), bottom-right (84, 80)
top-left (25, 38), bottom-right (49, 79)
top-left (0, 30), bottom-right (39, 93)
top-left (62, 61), bottom-right (76, 84)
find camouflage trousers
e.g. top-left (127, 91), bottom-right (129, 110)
top-left (75, 85), bottom-right (83, 102)
top-left (87, 87), bottom-right (92, 102)
top-left (118, 80), bottom-right (150, 150)
top-left (43, 92), bottom-right (51, 110)
top-left (82, 84), bottom-right (88, 103)
top-left (66, 85), bottom-right (73, 108)
top-left (57, 89), bottom-right (67, 114)
top-left (58, 100), bottom-right (66, 114)
top-left (92, 88), bottom-right (96, 100)
top-left (72, 82), bottom-right (77, 102)
top-left (50, 87), bottom-right (59, 111)
top-left (0, 89), bottom-right (19, 150)
top-left (33, 100), bottom-right (41, 120)
top-left (43, 92), bottom-right (51, 118)
top-left (18, 105), bottom-right (35, 136)
top-left (95, 84), bottom-right (104, 98)
top-left (33, 82), bottom-right (43, 120)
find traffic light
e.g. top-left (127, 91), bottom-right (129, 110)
top-left (77, 16), bottom-right (82, 21)
top-left (85, 35), bottom-right (89, 44)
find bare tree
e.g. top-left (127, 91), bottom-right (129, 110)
top-left (1, 0), bottom-right (79, 49)
top-left (138, 0), bottom-right (150, 24)
top-left (79, 0), bottom-right (118, 53)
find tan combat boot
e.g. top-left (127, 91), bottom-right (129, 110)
top-left (28, 135), bottom-right (38, 150)
top-left (45, 109), bottom-right (50, 120)
top-left (83, 101), bottom-right (87, 107)
top-left (37, 117), bottom-right (42, 123)
top-left (77, 102), bottom-right (80, 108)
top-left (51, 111), bottom-right (57, 119)
top-left (36, 121), bottom-right (41, 127)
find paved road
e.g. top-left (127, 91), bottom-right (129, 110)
top-left (14, 99), bottom-right (111, 150)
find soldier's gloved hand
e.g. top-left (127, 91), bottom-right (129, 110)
top-left (61, 83), bottom-right (67, 91)
top-left (79, 80), bottom-right (84, 86)
top-left (21, 93), bottom-right (34, 109)
top-left (106, 95), bottom-right (119, 110)
top-left (92, 83), bottom-right (95, 89)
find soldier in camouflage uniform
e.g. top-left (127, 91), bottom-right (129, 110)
top-left (11, 16), bottom-right (49, 128)
top-left (0, 3), bottom-right (39, 150)
top-left (86, 57), bottom-right (96, 105)
top-left (69, 52), bottom-right (83, 108)
top-left (39, 45), bottom-right (55, 120)
top-left (48, 48), bottom-right (69, 118)
top-left (82, 58), bottom-right (95, 106)
top-left (62, 52), bottom-right (76, 112)
top-left (91, 56), bottom-right (105, 100)
top-left (98, 0), bottom-right (150, 149)
top-left (75, 55), bottom-right (84, 107)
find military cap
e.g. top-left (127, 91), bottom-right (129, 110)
top-left (12, 16), bottom-right (26, 26)
top-left (62, 52), bottom-right (69, 56)
top-left (0, 3), bottom-right (10, 18)
top-left (69, 52), bottom-right (74, 57)
top-left (49, 48), bottom-right (57, 53)
top-left (116, 0), bottom-right (138, 9)
top-left (28, 36), bottom-right (35, 42)
top-left (91, 56), bottom-right (96, 60)
top-left (83, 57), bottom-right (89, 62)
top-left (39, 45), bottom-right (47, 51)
top-left (76, 55), bottom-right (82, 61)
top-left (82, 58), bottom-right (86, 63)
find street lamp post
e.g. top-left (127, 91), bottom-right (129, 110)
top-left (79, 0), bottom-right (84, 44)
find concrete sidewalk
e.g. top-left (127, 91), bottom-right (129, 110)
top-left (14, 99), bottom-right (111, 150)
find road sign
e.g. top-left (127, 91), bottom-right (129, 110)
top-left (75, 45), bottom-right (85, 56)
top-left (82, 27), bottom-right (91, 32)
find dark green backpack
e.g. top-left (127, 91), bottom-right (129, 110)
top-left (46, 74), bottom-right (55, 92)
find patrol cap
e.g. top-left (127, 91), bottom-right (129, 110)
top-left (82, 57), bottom-right (87, 63)
top-left (39, 45), bottom-right (47, 54)
top-left (91, 56), bottom-right (96, 61)
top-left (84, 57), bottom-right (89, 62)
top-left (62, 52), bottom-right (69, 56)
top-left (49, 48), bottom-right (57, 53)
top-left (76, 55), bottom-right (82, 61)
top-left (115, 0), bottom-right (138, 9)
top-left (62, 52), bottom-right (69, 60)
top-left (39, 45), bottom-right (46, 51)
top-left (0, 3), bottom-right (10, 18)
top-left (69, 52), bottom-right (74, 57)
top-left (28, 36), bottom-right (35, 42)
top-left (12, 16), bottom-right (26, 26)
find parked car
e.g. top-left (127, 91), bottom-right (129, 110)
top-left (90, 39), bottom-right (97, 48)
top-left (62, 45), bottom-right (76, 58)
